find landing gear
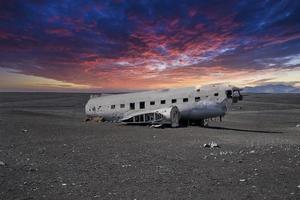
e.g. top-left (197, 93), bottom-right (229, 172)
top-left (199, 119), bottom-right (209, 127)
top-left (170, 106), bottom-right (180, 128)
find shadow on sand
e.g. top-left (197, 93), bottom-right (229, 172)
top-left (206, 126), bottom-right (283, 134)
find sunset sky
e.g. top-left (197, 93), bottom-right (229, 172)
top-left (0, 0), bottom-right (300, 92)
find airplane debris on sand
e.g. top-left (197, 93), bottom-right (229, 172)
top-left (85, 84), bottom-right (243, 127)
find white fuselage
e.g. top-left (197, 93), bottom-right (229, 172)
top-left (85, 84), bottom-right (236, 122)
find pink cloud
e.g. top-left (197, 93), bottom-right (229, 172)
top-left (45, 28), bottom-right (73, 37)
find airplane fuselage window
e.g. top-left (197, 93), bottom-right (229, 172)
top-left (183, 98), bottom-right (188, 102)
top-left (130, 103), bottom-right (135, 110)
top-left (226, 90), bottom-right (232, 98)
top-left (214, 93), bottom-right (219, 96)
top-left (161, 100), bottom-right (166, 104)
top-left (140, 101), bottom-right (145, 109)
top-left (134, 116), bottom-right (139, 122)
top-left (172, 99), bottom-right (177, 103)
top-left (195, 97), bottom-right (200, 102)
top-left (111, 105), bottom-right (115, 109)
top-left (120, 104), bottom-right (125, 108)
top-left (150, 101), bottom-right (155, 105)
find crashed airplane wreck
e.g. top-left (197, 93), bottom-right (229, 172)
top-left (85, 84), bottom-right (243, 127)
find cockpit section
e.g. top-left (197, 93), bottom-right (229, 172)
top-left (226, 90), bottom-right (232, 98)
top-left (226, 88), bottom-right (243, 103)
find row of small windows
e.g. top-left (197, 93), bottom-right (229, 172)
top-left (110, 103), bottom-right (125, 109)
top-left (110, 97), bottom-right (201, 110)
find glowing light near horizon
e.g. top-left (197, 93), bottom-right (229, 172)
top-left (0, 68), bottom-right (91, 92)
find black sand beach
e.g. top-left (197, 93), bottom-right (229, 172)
top-left (0, 93), bottom-right (300, 199)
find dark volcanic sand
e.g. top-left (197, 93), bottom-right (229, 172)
top-left (0, 93), bottom-right (300, 200)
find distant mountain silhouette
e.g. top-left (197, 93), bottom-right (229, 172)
top-left (243, 84), bottom-right (300, 93)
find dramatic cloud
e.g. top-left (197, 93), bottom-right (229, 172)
top-left (0, 0), bottom-right (300, 91)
